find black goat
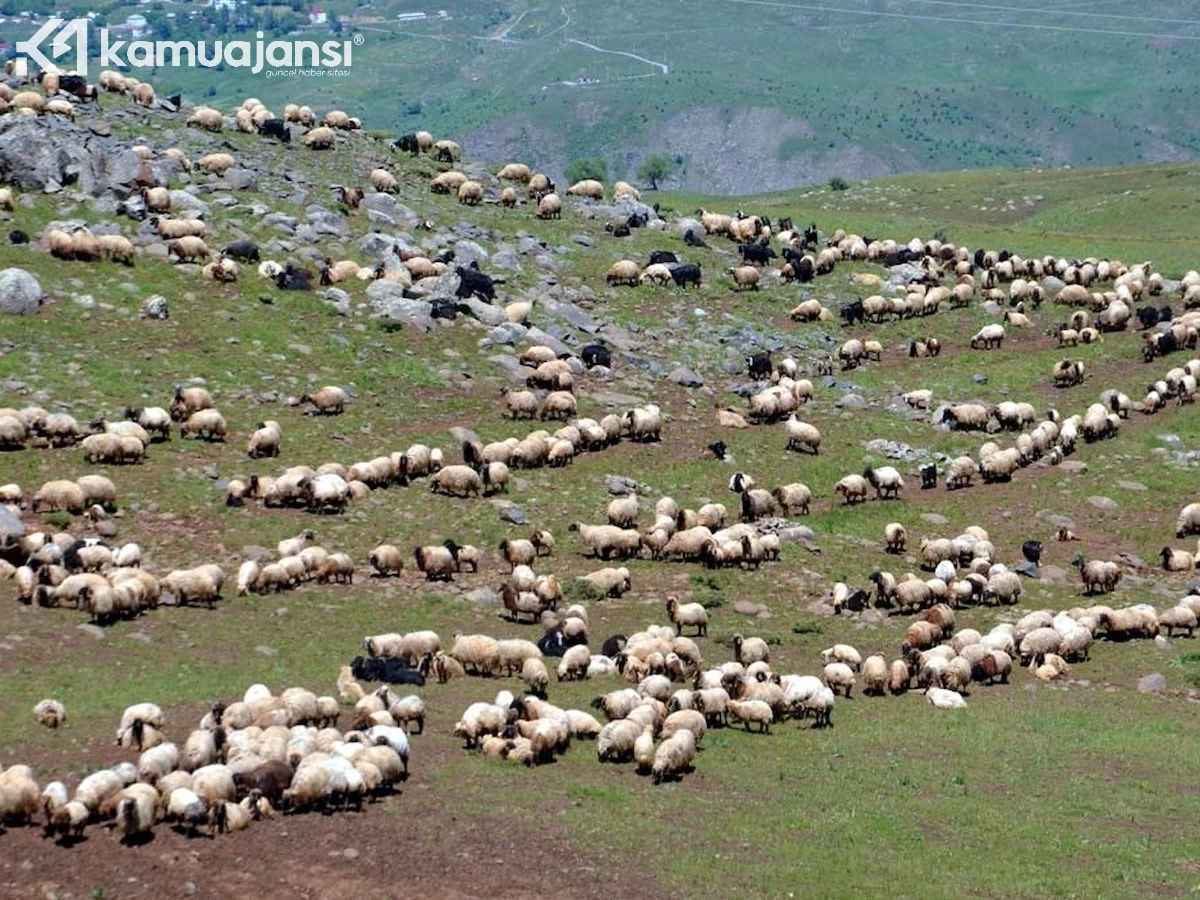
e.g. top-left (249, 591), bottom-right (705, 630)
top-left (600, 634), bottom-right (628, 659)
top-left (455, 265), bottom-right (495, 302)
top-left (840, 300), bottom-right (865, 326)
top-left (648, 250), bottom-right (678, 266)
top-left (704, 440), bottom-right (728, 461)
top-left (669, 262), bottom-right (702, 287)
top-left (1022, 540), bottom-right (1043, 564)
top-left (920, 464), bottom-right (937, 489)
top-left (683, 229), bottom-right (708, 248)
top-left (350, 655), bottom-right (425, 685)
top-left (740, 243), bottom-right (776, 265)
top-left (580, 344), bottom-right (611, 369)
top-left (746, 351), bottom-right (772, 379)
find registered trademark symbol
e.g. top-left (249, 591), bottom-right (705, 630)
top-left (353, 34), bottom-right (364, 46)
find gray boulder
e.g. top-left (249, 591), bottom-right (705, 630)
top-left (0, 268), bottom-right (42, 315)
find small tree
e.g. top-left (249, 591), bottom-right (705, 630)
top-left (637, 154), bottom-right (676, 191)
top-left (565, 157), bottom-right (608, 185)
top-left (828, 176), bottom-right (850, 192)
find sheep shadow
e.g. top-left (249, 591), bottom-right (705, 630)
top-left (119, 831), bottom-right (156, 847)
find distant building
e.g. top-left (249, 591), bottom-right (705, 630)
top-left (213, 0), bottom-right (236, 11)
top-left (308, 6), bottom-right (326, 24)
top-left (125, 13), bottom-right (148, 36)
top-left (396, 11), bottom-right (426, 21)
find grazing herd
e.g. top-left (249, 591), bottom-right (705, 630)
top-left (2, 69), bottom-right (1199, 865)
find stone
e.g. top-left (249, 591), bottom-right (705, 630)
top-left (1060, 460), bottom-right (1087, 474)
top-left (223, 168), bottom-right (258, 191)
top-left (921, 513), bottom-right (949, 526)
top-left (571, 234), bottom-right (595, 248)
top-left (1036, 511), bottom-right (1075, 529)
top-left (454, 240), bottom-right (489, 267)
top-left (605, 475), bottom-right (640, 496)
top-left (836, 393), bottom-right (866, 409)
top-left (1012, 561), bottom-right (1039, 578)
top-left (76, 623), bottom-right (105, 639)
top-left (499, 506), bottom-right (527, 525)
top-left (0, 268), bottom-right (43, 315)
top-left (323, 288), bottom-right (351, 316)
top-left (141, 294), bottom-right (169, 319)
top-left (466, 588), bottom-right (497, 606)
top-left (734, 600), bottom-right (765, 615)
top-left (1088, 496), bottom-right (1118, 510)
top-left (1117, 480), bottom-right (1147, 492)
top-left (256, 645), bottom-right (278, 657)
top-left (670, 366), bottom-right (703, 388)
top-left (1136, 673), bottom-right (1166, 693)
top-left (1154, 635), bottom-right (1173, 652)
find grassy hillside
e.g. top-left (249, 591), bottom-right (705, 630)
top-left (7, 0), bottom-right (1199, 192)
top-left (1, 100), bottom-right (1200, 897)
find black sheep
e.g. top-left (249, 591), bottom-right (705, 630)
top-left (580, 344), bottom-right (611, 369)
top-left (1136, 306), bottom-right (1159, 330)
top-left (705, 440), bottom-right (728, 461)
top-left (9, 229), bottom-right (28, 245)
top-left (537, 630), bottom-right (567, 658)
top-left (259, 118), bottom-right (290, 143)
top-left (433, 248), bottom-right (456, 265)
top-left (739, 243), bottom-right (777, 265)
top-left (648, 250), bottom-right (678, 266)
top-left (802, 223), bottom-right (819, 249)
top-left (275, 264), bottom-right (311, 291)
top-left (392, 133), bottom-right (420, 154)
top-left (600, 634), bottom-right (627, 659)
top-left (920, 464), bottom-right (937, 489)
top-left (59, 74), bottom-right (97, 101)
top-left (222, 239), bottom-right (260, 262)
top-left (1022, 540), bottom-right (1043, 564)
top-left (683, 229), bottom-right (708, 248)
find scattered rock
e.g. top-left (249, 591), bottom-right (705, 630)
top-left (1154, 635), bottom-right (1173, 652)
top-left (255, 645), bottom-right (278, 657)
top-left (571, 234), bottom-right (595, 248)
top-left (76, 624), bottom-right (105, 639)
top-left (669, 366), bottom-right (703, 388)
top-left (1036, 511), bottom-right (1075, 529)
top-left (466, 588), bottom-right (497, 606)
top-left (1117, 480), bottom-right (1147, 492)
top-left (1039, 565), bottom-right (1068, 584)
top-left (1059, 460), bottom-right (1087, 474)
top-left (141, 294), bottom-right (169, 319)
top-left (1137, 673), bottom-right (1166, 693)
top-left (734, 600), bottom-right (766, 616)
top-left (605, 475), bottom-right (640, 496)
top-left (971, 374), bottom-right (988, 385)
top-left (0, 268), bottom-right (43, 315)
top-left (1012, 561), bottom-right (1039, 578)
top-left (921, 513), bottom-right (949, 526)
top-left (499, 506), bottom-right (527, 525)
top-left (836, 393), bottom-right (866, 409)
top-left (1088, 496), bottom-right (1118, 510)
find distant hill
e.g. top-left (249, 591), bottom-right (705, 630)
top-left (7, 0), bottom-right (1200, 194)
